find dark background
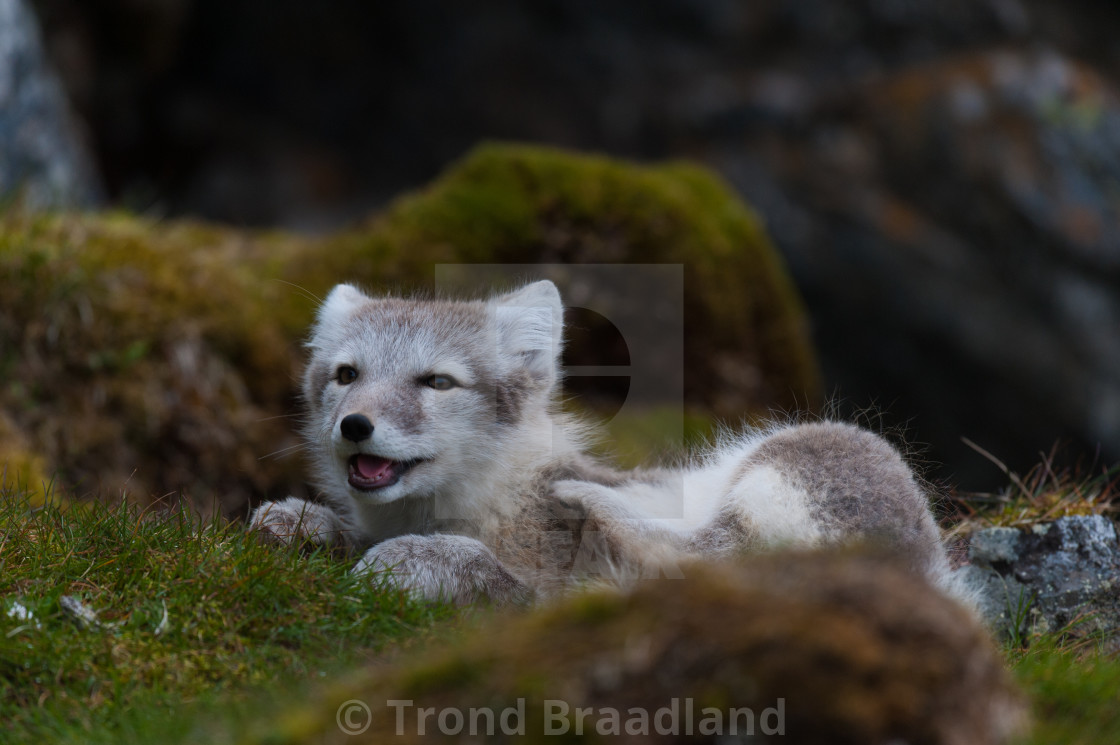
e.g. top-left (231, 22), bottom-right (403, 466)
top-left (20, 0), bottom-right (1120, 491)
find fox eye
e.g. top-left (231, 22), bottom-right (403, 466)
top-left (336, 366), bottom-right (358, 385)
top-left (425, 374), bottom-right (457, 391)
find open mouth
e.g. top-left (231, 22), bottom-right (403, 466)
top-left (347, 454), bottom-right (423, 491)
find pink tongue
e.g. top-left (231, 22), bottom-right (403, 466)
top-left (355, 455), bottom-right (394, 481)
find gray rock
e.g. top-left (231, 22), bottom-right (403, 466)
top-left (0, 0), bottom-right (101, 209)
top-left (723, 45), bottom-right (1120, 490)
top-left (970, 526), bottom-right (1023, 565)
top-left (962, 515), bottom-right (1120, 646)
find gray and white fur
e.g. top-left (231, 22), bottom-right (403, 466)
top-left (250, 281), bottom-right (966, 606)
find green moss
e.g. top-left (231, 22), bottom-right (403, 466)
top-left (400, 654), bottom-right (487, 696)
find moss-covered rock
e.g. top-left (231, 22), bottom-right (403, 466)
top-left (0, 211), bottom-right (311, 510)
top-left (302, 143), bottom-right (821, 420)
top-left (237, 551), bottom-right (1025, 745)
top-left (0, 143), bottom-right (819, 509)
top-left (0, 410), bottom-right (49, 504)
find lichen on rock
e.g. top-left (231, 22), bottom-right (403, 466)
top-left (963, 515), bottom-right (1120, 649)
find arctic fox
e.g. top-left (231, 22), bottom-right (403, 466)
top-left (250, 280), bottom-right (960, 605)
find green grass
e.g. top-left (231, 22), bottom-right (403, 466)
top-left (3, 478), bottom-right (1120, 744)
top-left (0, 488), bottom-right (453, 744)
top-left (1009, 633), bottom-right (1120, 745)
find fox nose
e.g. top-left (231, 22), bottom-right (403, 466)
top-left (340, 413), bottom-right (374, 442)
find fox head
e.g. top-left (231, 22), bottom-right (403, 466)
top-left (301, 280), bottom-right (564, 505)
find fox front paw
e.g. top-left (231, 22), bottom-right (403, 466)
top-left (354, 534), bottom-right (529, 605)
top-left (248, 497), bottom-right (344, 550)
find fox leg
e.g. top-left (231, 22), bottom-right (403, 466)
top-left (354, 534), bottom-right (530, 605)
top-left (550, 480), bottom-right (687, 581)
top-left (248, 497), bottom-right (347, 549)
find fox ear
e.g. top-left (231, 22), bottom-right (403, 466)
top-left (490, 280), bottom-right (563, 383)
top-left (311, 284), bottom-right (369, 344)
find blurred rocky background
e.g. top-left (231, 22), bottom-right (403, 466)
top-left (0, 0), bottom-right (100, 208)
top-left (8, 0), bottom-right (1120, 491)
